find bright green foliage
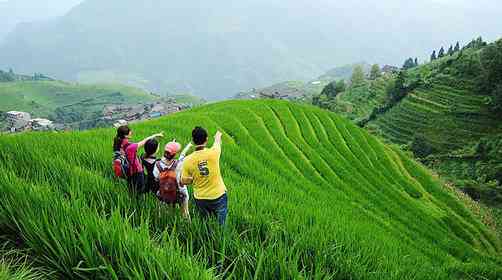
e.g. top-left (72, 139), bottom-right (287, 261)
top-left (167, 93), bottom-right (206, 106)
top-left (320, 82), bottom-right (337, 98)
top-left (464, 37), bottom-right (488, 50)
top-left (478, 39), bottom-right (502, 113)
top-left (312, 38), bottom-right (502, 212)
top-left (0, 100), bottom-right (501, 279)
top-left (0, 261), bottom-right (43, 280)
top-left (350, 65), bottom-right (366, 87)
top-left (369, 64), bottom-right (381, 80)
top-left (371, 79), bottom-right (501, 151)
top-left (334, 79), bottom-right (347, 93)
top-left (428, 134), bottom-right (502, 206)
top-left (0, 249), bottom-right (45, 280)
top-left (312, 81), bottom-right (345, 110)
top-left (331, 76), bottom-right (392, 123)
top-left (369, 41), bottom-right (502, 152)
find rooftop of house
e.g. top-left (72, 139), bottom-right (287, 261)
top-left (31, 118), bottom-right (53, 126)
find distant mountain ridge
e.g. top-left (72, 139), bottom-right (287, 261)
top-left (2, 0), bottom-right (500, 99)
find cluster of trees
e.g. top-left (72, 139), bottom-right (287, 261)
top-left (453, 135), bottom-right (502, 206)
top-left (464, 37), bottom-right (488, 50)
top-left (430, 38), bottom-right (488, 62)
top-left (314, 63), bottom-right (385, 113)
top-left (350, 65), bottom-right (366, 86)
top-left (369, 64), bottom-right (381, 80)
top-left (359, 69), bottom-right (421, 127)
top-left (352, 64), bottom-right (382, 84)
top-left (0, 68), bottom-right (53, 82)
top-left (410, 134), bottom-right (435, 158)
top-left (402, 58), bottom-right (419, 70)
top-left (430, 42), bottom-right (460, 61)
top-left (478, 39), bottom-right (502, 114)
top-left (0, 68), bottom-right (16, 82)
top-left (312, 80), bottom-right (346, 110)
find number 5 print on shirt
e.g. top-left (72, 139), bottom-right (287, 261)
top-left (198, 160), bottom-right (210, 176)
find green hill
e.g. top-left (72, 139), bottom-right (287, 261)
top-left (330, 75), bottom-right (392, 123)
top-left (0, 80), bottom-right (159, 129)
top-left (0, 100), bottom-right (500, 279)
top-left (368, 61), bottom-right (501, 152)
top-left (314, 38), bottom-right (502, 207)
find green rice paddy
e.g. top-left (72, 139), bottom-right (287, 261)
top-left (0, 100), bottom-right (500, 279)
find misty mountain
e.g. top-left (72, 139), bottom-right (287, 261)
top-left (1, 0), bottom-right (501, 99)
top-left (0, 0), bottom-right (82, 41)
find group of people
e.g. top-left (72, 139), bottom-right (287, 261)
top-left (112, 125), bottom-right (228, 225)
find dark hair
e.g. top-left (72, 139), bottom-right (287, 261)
top-left (192, 126), bottom-right (208, 145)
top-left (164, 151), bottom-right (176, 161)
top-left (113, 125), bottom-right (130, 151)
top-left (144, 139), bottom-right (159, 157)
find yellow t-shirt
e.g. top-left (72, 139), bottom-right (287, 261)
top-left (182, 145), bottom-right (226, 200)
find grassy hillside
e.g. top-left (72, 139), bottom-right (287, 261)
top-left (331, 75), bottom-right (392, 123)
top-left (167, 92), bottom-right (207, 106)
top-left (0, 81), bottom-right (158, 128)
top-left (0, 100), bottom-right (500, 279)
top-left (368, 56), bottom-right (501, 152)
top-left (369, 80), bottom-right (500, 150)
top-left (315, 39), bottom-right (502, 208)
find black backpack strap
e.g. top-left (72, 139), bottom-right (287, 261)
top-left (156, 161), bottom-right (164, 172)
top-left (167, 160), bottom-right (178, 171)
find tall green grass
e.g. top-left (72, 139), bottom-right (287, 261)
top-left (0, 246), bottom-right (46, 280)
top-left (0, 100), bottom-right (500, 279)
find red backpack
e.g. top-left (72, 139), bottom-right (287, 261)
top-left (156, 160), bottom-right (179, 204)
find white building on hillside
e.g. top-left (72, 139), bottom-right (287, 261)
top-left (30, 118), bottom-right (54, 131)
top-left (113, 119), bottom-right (128, 128)
top-left (5, 111), bottom-right (31, 131)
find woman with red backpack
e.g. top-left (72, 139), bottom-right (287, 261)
top-left (113, 125), bottom-right (163, 194)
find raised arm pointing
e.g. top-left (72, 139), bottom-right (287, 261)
top-left (213, 131), bottom-right (222, 148)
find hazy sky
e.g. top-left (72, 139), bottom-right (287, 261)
top-left (0, 0), bottom-right (83, 40)
top-left (2, 0), bottom-right (500, 58)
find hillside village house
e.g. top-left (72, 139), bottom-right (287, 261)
top-left (3, 112), bottom-right (56, 132)
top-left (103, 101), bottom-right (185, 125)
top-left (31, 118), bottom-right (54, 131)
top-left (113, 119), bottom-right (128, 128)
top-left (6, 111), bottom-right (31, 132)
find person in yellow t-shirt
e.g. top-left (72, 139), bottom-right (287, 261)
top-left (182, 127), bottom-right (228, 225)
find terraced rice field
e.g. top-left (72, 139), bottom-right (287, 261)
top-left (0, 100), bottom-right (500, 279)
top-left (371, 81), bottom-right (502, 150)
top-left (334, 77), bottom-right (389, 122)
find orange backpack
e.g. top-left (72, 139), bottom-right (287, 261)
top-left (156, 160), bottom-right (179, 204)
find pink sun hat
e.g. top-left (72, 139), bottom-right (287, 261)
top-left (165, 141), bottom-right (181, 155)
